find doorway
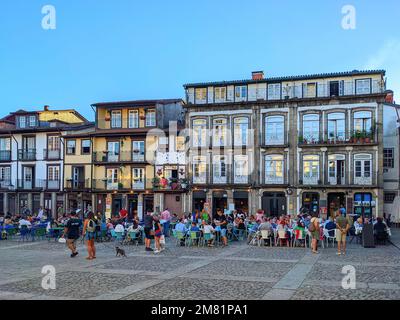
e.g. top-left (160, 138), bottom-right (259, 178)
top-left (193, 191), bottom-right (206, 213)
top-left (112, 197), bottom-right (122, 217)
top-left (128, 195), bottom-right (138, 219)
top-left (328, 193), bottom-right (345, 218)
top-left (212, 191), bottom-right (227, 217)
top-left (302, 192), bottom-right (319, 215)
top-left (144, 194), bottom-right (154, 214)
top-left (262, 192), bottom-right (286, 217)
top-left (233, 191), bottom-right (249, 214)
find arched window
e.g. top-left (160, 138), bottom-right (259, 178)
top-left (265, 115), bottom-right (284, 145)
top-left (233, 117), bottom-right (249, 146)
top-left (302, 114), bottom-right (319, 142)
top-left (192, 119), bottom-right (207, 147)
top-left (303, 155), bottom-right (319, 185)
top-left (354, 111), bottom-right (372, 133)
top-left (327, 113), bottom-right (346, 141)
top-left (265, 155), bottom-right (284, 184)
top-left (213, 118), bottom-right (227, 147)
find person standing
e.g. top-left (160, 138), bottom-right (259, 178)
top-left (82, 212), bottom-right (96, 260)
top-left (153, 213), bottom-right (163, 254)
top-left (335, 211), bottom-right (350, 255)
top-left (160, 208), bottom-right (171, 237)
top-left (64, 211), bottom-right (82, 258)
top-left (144, 210), bottom-right (154, 252)
top-left (309, 213), bottom-right (320, 254)
top-left (214, 210), bottom-right (228, 246)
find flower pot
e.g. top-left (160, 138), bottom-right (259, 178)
top-left (365, 137), bottom-right (371, 143)
top-left (359, 138), bottom-right (365, 144)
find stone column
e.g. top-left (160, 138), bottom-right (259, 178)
top-left (27, 193), bottom-right (33, 213)
top-left (138, 193), bottom-right (144, 220)
top-left (40, 192), bottom-right (45, 208)
top-left (3, 193), bottom-right (8, 214)
top-left (51, 192), bottom-right (57, 218)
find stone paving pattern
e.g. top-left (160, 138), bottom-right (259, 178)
top-left (0, 229), bottom-right (400, 300)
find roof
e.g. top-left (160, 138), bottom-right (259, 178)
top-left (183, 69), bottom-right (386, 88)
top-left (91, 99), bottom-right (183, 108)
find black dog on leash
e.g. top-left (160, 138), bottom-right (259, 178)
top-left (115, 246), bottom-right (127, 257)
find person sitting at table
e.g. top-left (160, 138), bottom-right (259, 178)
top-left (259, 217), bottom-right (273, 233)
top-left (201, 220), bottom-right (215, 247)
top-left (324, 216), bottom-right (336, 237)
top-left (174, 218), bottom-right (188, 246)
top-left (354, 217), bottom-right (363, 235)
top-left (19, 216), bottom-right (32, 228)
top-left (190, 221), bottom-right (200, 232)
top-left (114, 222), bottom-right (125, 233)
top-left (247, 220), bottom-right (261, 244)
top-left (170, 213), bottom-right (179, 224)
top-left (127, 220), bottom-right (142, 238)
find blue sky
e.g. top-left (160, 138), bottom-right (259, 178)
top-left (1, 0), bottom-right (399, 120)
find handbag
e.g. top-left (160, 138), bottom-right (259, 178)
top-left (58, 237), bottom-right (66, 244)
top-left (160, 235), bottom-right (166, 245)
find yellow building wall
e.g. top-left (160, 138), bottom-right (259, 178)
top-left (96, 107), bottom-right (153, 130)
top-left (39, 110), bottom-right (84, 124)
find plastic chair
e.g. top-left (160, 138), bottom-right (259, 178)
top-left (276, 230), bottom-right (289, 247)
top-left (258, 230), bottom-right (273, 247)
top-left (323, 229), bottom-right (336, 247)
top-left (202, 233), bottom-right (213, 246)
top-left (175, 231), bottom-right (186, 246)
top-left (128, 231), bottom-right (139, 246)
top-left (187, 231), bottom-right (200, 247)
top-left (292, 229), bottom-right (307, 248)
top-left (19, 226), bottom-right (31, 242)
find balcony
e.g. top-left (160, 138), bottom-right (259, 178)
top-left (65, 179), bottom-right (91, 190)
top-left (93, 151), bottom-right (146, 163)
top-left (92, 179), bottom-right (148, 191)
top-left (43, 149), bottom-right (61, 160)
top-left (152, 177), bottom-right (189, 191)
top-left (0, 150), bottom-right (11, 162)
top-left (18, 149), bottom-right (36, 161)
top-left (0, 180), bottom-right (12, 189)
top-left (298, 131), bottom-right (377, 147)
top-left (17, 179), bottom-right (45, 190)
top-left (155, 151), bottom-right (185, 165)
top-left (47, 180), bottom-right (60, 190)
top-left (299, 172), bottom-right (378, 187)
top-left (264, 176), bottom-right (285, 185)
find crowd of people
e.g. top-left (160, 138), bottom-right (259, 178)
top-left (0, 204), bottom-right (394, 258)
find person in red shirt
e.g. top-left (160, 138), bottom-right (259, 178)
top-left (119, 208), bottom-right (128, 220)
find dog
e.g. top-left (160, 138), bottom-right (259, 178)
top-left (115, 246), bottom-right (127, 257)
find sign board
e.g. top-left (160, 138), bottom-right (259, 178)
top-left (105, 194), bottom-right (112, 219)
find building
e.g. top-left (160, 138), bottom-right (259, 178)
top-left (382, 91), bottom-right (400, 223)
top-left (183, 69), bottom-right (388, 219)
top-left (63, 122), bottom-right (95, 213)
top-left (90, 99), bottom-right (184, 220)
top-left (0, 106), bottom-right (90, 216)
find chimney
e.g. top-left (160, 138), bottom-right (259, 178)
top-left (252, 71), bottom-right (264, 81)
top-left (44, 105), bottom-right (50, 111)
top-left (385, 90), bottom-right (394, 104)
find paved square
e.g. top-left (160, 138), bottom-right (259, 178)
top-left (0, 230), bottom-right (400, 300)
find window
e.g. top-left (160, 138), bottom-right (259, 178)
top-left (302, 114), bottom-right (320, 142)
top-left (304, 83), bottom-right (316, 98)
top-left (303, 155), bottom-right (319, 184)
top-left (66, 140), bottom-right (76, 155)
top-left (107, 141), bottom-right (120, 162)
top-left (19, 116), bottom-right (26, 128)
top-left (128, 110), bottom-right (139, 128)
top-left (47, 136), bottom-right (60, 151)
top-left (234, 155), bottom-right (248, 183)
top-left (176, 136), bottom-right (185, 151)
top-left (213, 155), bottom-right (227, 183)
top-left (356, 79), bottom-right (371, 95)
top-left (268, 83), bottom-right (281, 100)
top-left (195, 88), bottom-right (207, 102)
top-left (81, 139), bottom-right (91, 155)
top-left (107, 168), bottom-right (119, 190)
top-left (384, 193), bottom-right (396, 203)
top-left (233, 117), bottom-right (249, 146)
top-left (354, 154), bottom-right (372, 185)
top-left (327, 113), bottom-right (346, 141)
top-left (265, 115), bottom-right (285, 145)
top-left (213, 118), bottom-right (227, 147)
top-left (132, 168), bottom-right (145, 188)
top-left (0, 166), bottom-right (11, 183)
top-left (235, 86), bottom-right (247, 101)
top-left (0, 138), bottom-right (10, 151)
top-left (214, 87), bottom-right (226, 102)
top-left (354, 111), bottom-right (372, 133)
top-left (47, 166), bottom-right (60, 189)
top-left (265, 155), bottom-right (284, 184)
top-left (383, 148), bottom-right (394, 169)
top-left (328, 154), bottom-right (345, 185)
top-left (111, 110), bottom-right (122, 128)
top-left (132, 141), bottom-right (145, 161)
top-left (29, 116), bottom-right (36, 127)
top-left (193, 156), bottom-right (207, 183)
top-left (192, 119), bottom-right (207, 147)
top-left (145, 109), bottom-right (156, 127)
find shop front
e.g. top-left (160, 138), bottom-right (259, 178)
top-left (212, 191), bottom-right (227, 217)
top-left (302, 192), bottom-right (319, 215)
top-left (192, 190), bottom-right (207, 212)
top-left (262, 192), bottom-right (286, 217)
top-left (354, 192), bottom-right (374, 219)
top-left (327, 192), bottom-right (346, 218)
top-left (233, 191), bottom-right (249, 214)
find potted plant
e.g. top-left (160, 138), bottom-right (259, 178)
top-left (169, 177), bottom-right (179, 190)
top-left (152, 177), bottom-right (160, 188)
top-left (118, 182), bottom-right (124, 189)
top-left (298, 135), bottom-right (304, 144)
top-left (359, 131), bottom-right (366, 144)
top-left (179, 178), bottom-right (189, 189)
top-left (157, 169), bottom-right (163, 176)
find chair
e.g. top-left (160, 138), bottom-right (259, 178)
top-left (187, 231), bottom-right (201, 247)
top-left (276, 230), bottom-right (289, 247)
top-left (292, 229), bottom-right (307, 248)
top-left (175, 231), bottom-right (186, 246)
top-left (202, 233), bottom-right (213, 247)
top-left (19, 226), bottom-right (31, 242)
top-left (5, 226), bottom-right (18, 240)
top-left (128, 231), bottom-right (139, 246)
top-left (32, 228), bottom-right (46, 241)
top-left (258, 230), bottom-right (273, 247)
top-left (323, 229), bottom-right (336, 248)
top-left (111, 230), bottom-right (125, 243)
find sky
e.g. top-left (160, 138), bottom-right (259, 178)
top-left (1, 0), bottom-right (399, 121)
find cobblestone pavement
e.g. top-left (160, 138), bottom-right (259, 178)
top-left (1, 230), bottom-right (400, 300)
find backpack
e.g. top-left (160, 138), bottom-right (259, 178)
top-left (87, 219), bottom-right (96, 233)
top-left (308, 219), bottom-right (316, 232)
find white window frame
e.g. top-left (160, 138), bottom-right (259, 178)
top-left (265, 155), bottom-right (284, 184)
top-left (192, 156), bottom-right (207, 184)
top-left (145, 109), bottom-right (156, 127)
top-left (47, 165), bottom-right (60, 189)
top-left (132, 141), bottom-right (145, 161)
top-left (213, 155), bottom-right (227, 184)
top-left (192, 119), bottom-right (207, 147)
top-left (128, 110), bottom-right (139, 128)
top-left (214, 87), bottom-right (226, 102)
top-left (235, 85), bottom-right (247, 102)
top-left (354, 154), bottom-right (372, 185)
top-left (327, 112), bottom-right (346, 141)
top-left (265, 115), bottom-right (285, 145)
top-left (212, 118), bottom-right (228, 147)
top-left (302, 155), bottom-right (319, 185)
top-left (107, 168), bottom-right (119, 190)
top-left (111, 110), bottom-right (122, 128)
top-left (302, 114), bottom-right (320, 142)
top-left (195, 88), bottom-right (207, 103)
top-left (268, 83), bottom-right (281, 100)
top-left (132, 167), bottom-right (145, 189)
top-left (328, 154), bottom-right (345, 185)
top-left (234, 155), bottom-right (248, 184)
top-left (356, 79), bottom-right (371, 95)
top-left (233, 117), bottom-right (249, 146)
top-left (19, 116), bottom-right (26, 128)
top-left (354, 111), bottom-right (372, 133)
